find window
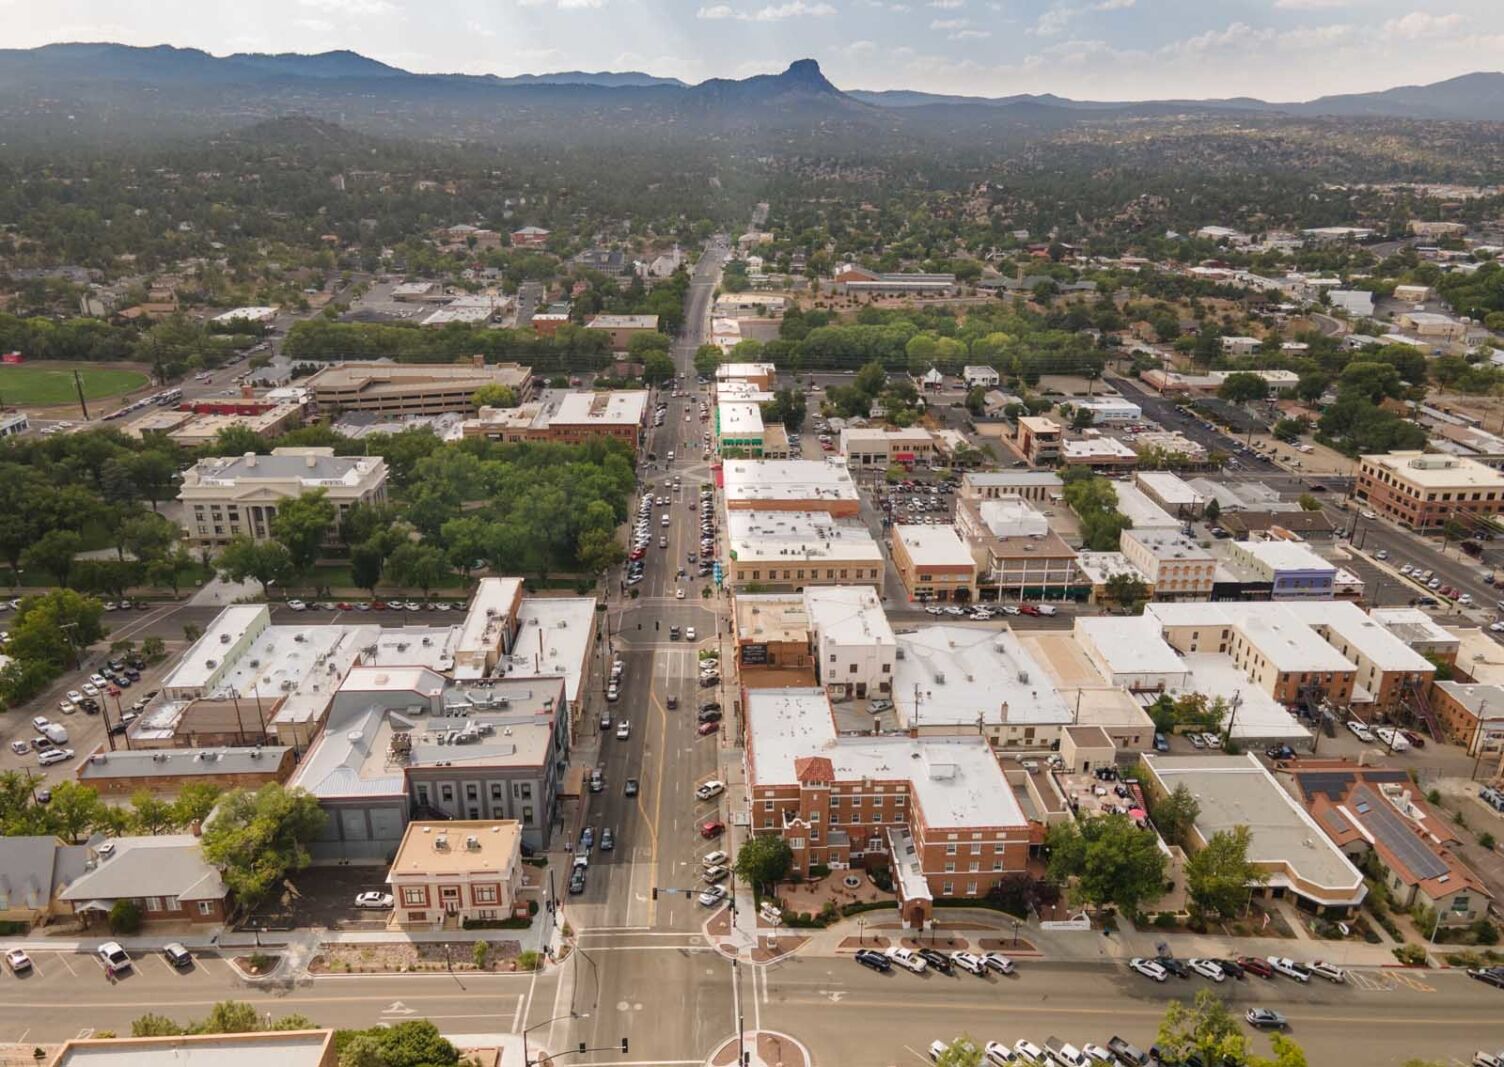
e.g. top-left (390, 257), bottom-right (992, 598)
top-left (416, 786), bottom-right (430, 806)
top-left (942, 881), bottom-right (954, 896)
top-left (849, 663), bottom-right (858, 673)
top-left (523, 806), bottom-right (534, 824)
top-left (146, 897), bottom-right (163, 912)
top-left (402, 887), bottom-right (427, 906)
top-left (789, 838), bottom-right (805, 850)
top-left (441, 785), bottom-right (454, 803)
top-left (491, 783), bottom-right (503, 801)
top-left (474, 885), bottom-right (498, 904)
top-left (966, 882), bottom-right (977, 896)
top-left (944, 861), bottom-right (955, 873)
top-left (164, 896), bottom-right (179, 911)
top-left (946, 843), bottom-right (956, 856)
top-left (197, 900), bottom-right (214, 916)
top-left (466, 784), bottom-right (479, 800)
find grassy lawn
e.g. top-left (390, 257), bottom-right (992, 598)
top-left (0, 364), bottom-right (150, 406)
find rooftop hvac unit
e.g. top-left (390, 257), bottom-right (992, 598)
top-left (248, 659), bottom-right (260, 669)
top-left (220, 633), bottom-right (232, 644)
top-left (465, 835), bottom-right (480, 851)
top-left (205, 659), bottom-right (217, 668)
top-left (435, 834), bottom-right (449, 850)
top-left (294, 633), bottom-right (306, 643)
top-left (1017, 670), bottom-right (1029, 684)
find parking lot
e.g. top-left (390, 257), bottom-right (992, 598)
top-left (240, 864), bottom-right (395, 932)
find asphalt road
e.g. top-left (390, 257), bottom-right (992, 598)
top-left (768, 955), bottom-right (1504, 1067)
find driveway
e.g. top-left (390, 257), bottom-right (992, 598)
top-left (240, 865), bottom-right (392, 931)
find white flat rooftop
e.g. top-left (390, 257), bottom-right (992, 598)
top-left (722, 459), bottom-right (859, 505)
top-left (162, 605), bottom-right (269, 692)
top-left (1135, 471), bottom-right (1204, 507)
top-left (893, 625), bottom-right (1071, 727)
top-left (1111, 483), bottom-right (1179, 529)
top-left (1172, 655), bottom-right (1310, 739)
top-left (892, 524), bottom-right (975, 568)
top-left (745, 688), bottom-right (1026, 830)
top-left (727, 510), bottom-right (881, 563)
top-left (804, 586), bottom-right (895, 648)
top-left (1146, 602), bottom-right (1355, 674)
top-left (500, 597), bottom-right (596, 702)
top-left (1075, 617), bottom-right (1188, 677)
top-left (551, 389), bottom-right (650, 427)
top-left (1235, 540), bottom-right (1337, 574)
top-left (718, 402), bottom-right (765, 435)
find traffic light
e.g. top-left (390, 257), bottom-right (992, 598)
top-left (622, 1039), bottom-right (629, 1054)
top-left (651, 887), bottom-right (658, 901)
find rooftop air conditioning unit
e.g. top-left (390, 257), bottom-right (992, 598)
top-left (294, 633), bottom-right (306, 643)
top-left (220, 633), bottom-right (231, 644)
top-left (466, 835), bottom-right (480, 851)
top-left (248, 659), bottom-right (260, 668)
top-left (205, 658), bottom-right (217, 668)
top-left (435, 834), bottom-right (449, 850)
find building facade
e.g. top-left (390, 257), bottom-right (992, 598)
top-left (1355, 452), bottom-right (1504, 530)
top-left (889, 525), bottom-right (978, 603)
top-left (306, 360), bottom-right (533, 416)
top-left (177, 448), bottom-right (389, 548)
top-left (387, 820), bottom-right (526, 926)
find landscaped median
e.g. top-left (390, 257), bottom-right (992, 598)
top-left (308, 939), bottom-right (535, 974)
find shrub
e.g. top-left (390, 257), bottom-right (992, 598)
top-left (246, 952), bottom-right (272, 974)
top-left (516, 950), bottom-right (541, 971)
top-left (870, 867), bottom-right (894, 892)
top-left (809, 864), bottom-right (831, 879)
top-left (472, 941), bottom-right (489, 969)
top-left (1426, 789), bottom-right (1442, 804)
top-left (1392, 943), bottom-right (1429, 966)
top-left (1480, 832), bottom-right (1497, 850)
top-left (108, 899), bottom-right (142, 935)
top-left (1153, 912), bottom-right (1178, 929)
top-left (1475, 919), bottom-right (1500, 946)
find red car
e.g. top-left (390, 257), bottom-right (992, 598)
top-left (629, 548), bottom-right (646, 560)
top-left (1018, 604), bottom-right (1042, 616)
top-left (1237, 956), bottom-right (1275, 979)
top-left (336, 602), bottom-right (354, 611)
top-left (370, 601), bottom-right (388, 611)
top-left (700, 820), bottom-right (726, 839)
top-left (697, 721), bottom-right (719, 736)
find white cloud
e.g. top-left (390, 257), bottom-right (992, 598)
top-left (1093, 0), bottom-right (1134, 9)
top-left (294, 17), bottom-right (335, 32)
top-left (1274, 0), bottom-right (1349, 8)
top-left (518, 0), bottom-right (605, 7)
top-left (298, 0), bottom-right (395, 13)
top-left (930, 16), bottom-right (969, 28)
top-left (698, 0), bottom-right (835, 18)
top-left (1380, 11), bottom-right (1464, 38)
top-left (928, 0), bottom-right (965, 7)
top-left (950, 27), bottom-right (991, 38)
top-left (1031, 6), bottom-right (1079, 36)
top-left (1163, 21), bottom-right (1274, 55)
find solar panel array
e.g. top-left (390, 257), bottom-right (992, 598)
top-left (1350, 784), bottom-right (1449, 882)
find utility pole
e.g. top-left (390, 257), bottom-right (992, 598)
top-left (73, 370), bottom-right (91, 422)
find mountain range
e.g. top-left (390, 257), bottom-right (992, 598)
top-left (0, 44), bottom-right (1496, 147)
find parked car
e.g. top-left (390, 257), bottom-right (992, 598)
top-left (982, 952), bottom-right (1015, 975)
top-left (1237, 956), bottom-right (1274, 978)
top-left (163, 943), bottom-right (192, 968)
top-left (97, 942), bottom-right (131, 973)
top-left (1308, 960), bottom-right (1346, 983)
top-left (700, 820), bottom-right (726, 838)
top-left (854, 948), bottom-right (891, 972)
top-left (696, 779), bottom-right (726, 800)
top-left (4, 949), bottom-right (31, 973)
top-left (1155, 956), bottom-right (1191, 979)
top-left (1466, 967), bottom-right (1504, 989)
top-left (1266, 956), bottom-right (1311, 982)
top-left (885, 946), bottom-right (927, 974)
top-left (950, 950), bottom-right (987, 976)
top-left (354, 891), bottom-right (394, 909)
top-left (1129, 957), bottom-right (1167, 982)
top-left (569, 868), bottom-right (587, 895)
top-left (1106, 1037), bottom-right (1148, 1065)
top-left (917, 948), bottom-right (953, 974)
top-left (37, 748), bottom-right (73, 766)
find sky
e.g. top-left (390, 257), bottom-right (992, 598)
top-left (6, 0), bottom-right (1503, 100)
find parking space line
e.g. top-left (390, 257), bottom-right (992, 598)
top-left (55, 954), bottom-right (76, 977)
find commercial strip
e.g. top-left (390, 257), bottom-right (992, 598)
top-left (460, 389), bottom-right (648, 450)
top-left (839, 426), bottom-right (937, 469)
top-left (954, 495), bottom-right (1084, 602)
top-left (721, 458), bottom-right (861, 516)
top-left (889, 524), bottom-right (978, 603)
top-left (724, 510), bottom-right (883, 591)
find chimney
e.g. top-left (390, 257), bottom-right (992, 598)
top-left (244, 452), bottom-right (257, 468)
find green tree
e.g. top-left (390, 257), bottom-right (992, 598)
top-left (383, 543), bottom-right (449, 599)
top-left (1153, 783), bottom-right (1201, 847)
top-left (1204, 498), bottom-right (1221, 523)
top-left (933, 1037), bottom-right (985, 1067)
top-left (1104, 571), bottom-right (1149, 614)
top-left (577, 527), bottom-right (625, 576)
top-left (216, 537), bottom-right (294, 597)
top-left (109, 898), bottom-right (143, 935)
top-left (170, 782), bottom-right (222, 828)
top-left (1250, 1033), bottom-right (1310, 1067)
top-left (641, 349), bottom-right (675, 384)
top-left (271, 490), bottom-right (337, 575)
top-left (6, 589), bottom-right (106, 670)
top-left (693, 343), bottom-right (724, 378)
top-left (194, 1001), bottom-right (264, 1035)
top-left (340, 1034), bottom-right (388, 1067)
top-left (211, 425), bottom-right (269, 456)
top-left (1186, 825), bottom-right (1266, 921)
top-left (22, 529), bottom-right (83, 587)
top-left (131, 1014), bottom-right (187, 1037)
top-left (1157, 989), bottom-right (1249, 1066)
top-left (36, 780), bottom-right (107, 844)
top-left (129, 789), bottom-right (178, 835)
top-left (350, 540), bottom-right (387, 595)
top-left (1217, 372), bottom-right (1268, 406)
top-left (200, 784), bottom-right (326, 911)
top-left (1298, 493), bottom-right (1322, 512)
top-left (470, 383), bottom-right (518, 410)
top-left (141, 635), bottom-right (167, 662)
top-left (734, 834), bottom-right (793, 892)
top-left (1045, 814), bottom-right (1167, 915)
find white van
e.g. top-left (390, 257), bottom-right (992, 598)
top-left (38, 722), bottom-right (68, 745)
top-left (885, 946), bottom-right (928, 974)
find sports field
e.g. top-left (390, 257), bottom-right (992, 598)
top-left (0, 364), bottom-right (149, 406)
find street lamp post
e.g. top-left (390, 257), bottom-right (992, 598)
top-left (519, 1011), bottom-right (581, 1067)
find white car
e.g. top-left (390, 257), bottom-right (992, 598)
top-left (287, 599), bottom-right (307, 611)
top-left (929, 1041), bottom-right (951, 1063)
top-left (1309, 960), bottom-right (1347, 983)
top-left (1013, 1040), bottom-right (1045, 1065)
top-left (982, 952), bottom-right (1015, 975)
top-left (5, 949), bottom-right (31, 973)
top-left (81, 683), bottom-right (99, 697)
top-left (1188, 958), bottom-right (1225, 982)
top-left (685, 627), bottom-right (697, 641)
top-left (89, 674), bottom-right (107, 688)
top-left (698, 884), bottom-right (728, 907)
top-left (37, 748), bottom-right (73, 766)
top-left (616, 720), bottom-right (631, 740)
top-left (950, 950), bottom-right (987, 976)
top-left (1081, 1045), bottom-right (1114, 1064)
top-left (702, 850), bottom-right (728, 868)
top-left (984, 1042), bottom-right (1019, 1065)
top-left (886, 946), bottom-right (927, 973)
top-left (1129, 957), bottom-right (1168, 982)
top-left (1266, 956), bottom-right (1311, 982)
top-left (97, 942), bottom-right (131, 973)
top-left (696, 779), bottom-right (726, 800)
top-left (1373, 727), bottom-right (1410, 751)
top-left (1345, 720), bottom-right (1376, 743)
top-left (354, 891), bottom-right (394, 909)
top-left (67, 690), bottom-right (85, 703)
